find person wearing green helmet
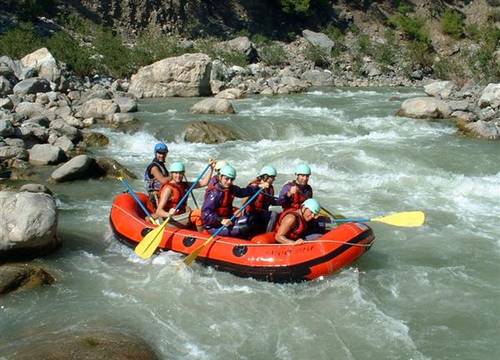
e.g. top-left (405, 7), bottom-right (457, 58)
top-left (202, 164), bottom-right (269, 238)
top-left (154, 160), bottom-right (215, 231)
top-left (275, 198), bottom-right (323, 244)
top-left (278, 163), bottom-right (313, 211)
top-left (242, 165), bottom-right (280, 235)
top-left (144, 142), bottom-right (171, 206)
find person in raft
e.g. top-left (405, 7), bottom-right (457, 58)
top-left (275, 198), bottom-right (323, 245)
top-left (154, 160), bottom-right (214, 232)
top-left (207, 160), bottom-right (227, 187)
top-left (201, 164), bottom-right (269, 238)
top-left (278, 163), bottom-right (313, 211)
top-left (242, 165), bottom-right (280, 235)
top-left (144, 142), bottom-right (171, 206)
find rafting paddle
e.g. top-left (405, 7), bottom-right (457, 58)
top-left (332, 211), bottom-right (425, 227)
top-left (134, 163), bottom-right (212, 259)
top-left (118, 177), bottom-right (159, 225)
top-left (183, 187), bottom-right (265, 266)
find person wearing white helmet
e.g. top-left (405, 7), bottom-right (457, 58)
top-left (144, 142), bottom-right (171, 205)
top-left (202, 164), bottom-right (269, 238)
top-left (278, 163), bottom-right (313, 211)
top-left (275, 198), bottom-right (322, 244)
top-left (154, 160), bottom-right (215, 231)
top-left (207, 160), bottom-right (228, 187)
top-left (242, 165), bottom-right (280, 235)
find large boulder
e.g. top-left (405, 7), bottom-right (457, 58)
top-left (0, 263), bottom-right (55, 295)
top-left (94, 157), bottom-right (137, 179)
top-left (184, 121), bottom-right (240, 144)
top-left (222, 36), bottom-right (258, 63)
top-left (50, 154), bottom-right (95, 182)
top-left (396, 97), bottom-right (452, 118)
top-left (0, 191), bottom-right (59, 259)
top-left (300, 69), bottom-right (333, 86)
top-left (463, 120), bottom-right (500, 140)
top-left (215, 88), bottom-right (244, 100)
top-left (302, 30), bottom-right (335, 53)
top-left (478, 83), bottom-right (500, 109)
top-left (28, 144), bottom-right (66, 165)
top-left (129, 53), bottom-right (212, 98)
top-left (423, 81), bottom-right (456, 99)
top-left (113, 95), bottom-right (138, 113)
top-left (21, 48), bottom-right (61, 83)
top-left (190, 98), bottom-right (235, 114)
top-left (78, 98), bottom-right (118, 119)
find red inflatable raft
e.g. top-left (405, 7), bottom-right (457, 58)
top-left (110, 192), bottom-right (375, 282)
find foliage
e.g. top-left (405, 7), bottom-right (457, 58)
top-left (322, 24), bottom-right (344, 42)
top-left (389, 14), bottom-right (430, 44)
top-left (251, 33), bottom-right (271, 46)
top-left (304, 44), bottom-right (330, 68)
top-left (218, 50), bottom-right (249, 67)
top-left (0, 23), bottom-right (43, 59)
top-left (433, 58), bottom-right (466, 85)
top-left (133, 31), bottom-right (188, 67)
top-left (259, 44), bottom-right (288, 66)
top-left (357, 34), bottom-right (372, 55)
top-left (466, 24), bottom-right (500, 82)
top-left (374, 29), bottom-right (396, 68)
top-left (46, 31), bottom-right (95, 76)
top-left (403, 41), bottom-right (433, 74)
top-left (279, 0), bottom-right (311, 14)
top-left (441, 9), bottom-right (464, 39)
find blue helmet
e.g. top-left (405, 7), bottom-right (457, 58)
top-left (154, 142), bottom-right (168, 154)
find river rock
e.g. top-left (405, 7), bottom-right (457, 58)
top-left (0, 263), bottom-right (55, 295)
top-left (83, 132), bottom-right (110, 147)
top-left (0, 191), bottom-right (58, 260)
top-left (184, 121), bottom-right (240, 144)
top-left (396, 97), bottom-right (452, 118)
top-left (9, 330), bottom-right (159, 360)
top-left (129, 53), bottom-right (212, 98)
top-left (19, 183), bottom-right (53, 194)
top-left (0, 118), bottom-right (14, 137)
top-left (0, 76), bottom-right (12, 97)
top-left (21, 48), bottom-right (61, 84)
top-left (95, 157), bottom-right (137, 179)
top-left (190, 98), bottom-right (235, 114)
top-left (301, 69), bottom-right (333, 86)
top-left (113, 95), bottom-right (138, 113)
top-left (53, 135), bottom-right (75, 153)
top-left (463, 120), bottom-right (500, 140)
top-left (0, 146), bottom-right (28, 162)
top-left (302, 30), bottom-right (335, 53)
top-left (50, 154), bottom-right (95, 182)
top-left (223, 36), bottom-right (258, 63)
top-left (214, 88), bottom-right (244, 100)
top-left (28, 144), bottom-right (66, 165)
top-left (478, 83), bottom-right (500, 109)
top-left (78, 98), bottom-right (118, 119)
top-left (13, 78), bottom-right (51, 96)
top-left (15, 102), bottom-right (48, 119)
top-left (0, 96), bottom-right (14, 110)
top-left (424, 81), bottom-right (456, 99)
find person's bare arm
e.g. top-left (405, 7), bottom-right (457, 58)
top-left (151, 166), bottom-right (170, 185)
top-left (275, 214), bottom-right (304, 244)
top-left (155, 187), bottom-right (172, 219)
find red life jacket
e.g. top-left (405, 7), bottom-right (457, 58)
top-left (206, 182), bottom-right (234, 218)
top-left (246, 179), bottom-right (274, 213)
top-left (275, 209), bottom-right (307, 240)
top-left (160, 181), bottom-right (188, 213)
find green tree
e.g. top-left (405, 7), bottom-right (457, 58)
top-left (0, 23), bottom-right (43, 59)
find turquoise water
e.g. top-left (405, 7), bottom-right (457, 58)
top-left (1, 88), bottom-right (499, 359)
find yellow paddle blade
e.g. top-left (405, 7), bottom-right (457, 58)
top-left (134, 217), bottom-right (171, 259)
top-left (183, 235), bottom-right (216, 266)
top-left (372, 211), bottom-right (425, 227)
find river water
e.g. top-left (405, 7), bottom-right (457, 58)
top-left (1, 88), bottom-right (499, 359)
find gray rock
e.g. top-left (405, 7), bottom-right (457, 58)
top-left (397, 97), bottom-right (452, 118)
top-left (21, 48), bottom-right (61, 83)
top-left (302, 30), bottom-right (335, 53)
top-left (447, 100), bottom-right (471, 112)
top-left (113, 95), bottom-right (138, 113)
top-left (0, 119), bottom-right (14, 137)
top-left (111, 113), bottom-right (136, 124)
top-left (17, 123), bottom-right (49, 142)
top-left (411, 70), bottom-right (424, 80)
top-left (129, 53), bottom-right (212, 98)
top-left (49, 118), bottom-right (80, 142)
top-left (95, 157), bottom-right (137, 179)
top-left (190, 98), bottom-right (235, 114)
top-left (13, 78), bottom-right (51, 96)
top-left (19, 183), bottom-right (53, 194)
top-left (53, 135), bottom-right (75, 153)
top-left (451, 111), bottom-right (476, 123)
top-left (424, 81), bottom-right (456, 99)
top-left (0, 191), bottom-right (59, 258)
top-left (214, 88), bottom-right (244, 100)
top-left (0, 264), bottom-right (55, 295)
top-left (50, 154), bottom-right (94, 182)
top-left (464, 120), bottom-right (500, 140)
top-left (478, 83), bottom-right (500, 109)
top-left (184, 121), bottom-right (240, 144)
top-left (15, 102), bottom-right (47, 119)
top-left (0, 146), bottom-right (28, 161)
top-left (0, 96), bottom-right (14, 110)
top-left (28, 144), bottom-right (66, 165)
top-left (223, 36), bottom-right (258, 62)
top-left (301, 69), bottom-right (333, 86)
top-left (78, 98), bottom-right (118, 119)
top-left (0, 76), bottom-right (12, 97)
top-left (478, 107), bottom-right (496, 121)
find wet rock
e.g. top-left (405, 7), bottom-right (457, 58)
top-left (50, 154), bottom-right (95, 182)
top-left (214, 88), bottom-right (244, 100)
top-left (83, 132), bottom-right (110, 147)
top-left (19, 183), bottom-right (53, 195)
top-left (184, 121), bottom-right (241, 144)
top-left (396, 97), bottom-right (452, 119)
top-left (462, 120), bottom-right (500, 140)
top-left (424, 81), bottom-right (456, 99)
top-left (13, 78), bottom-right (51, 96)
top-left (478, 83), bottom-right (500, 109)
top-left (300, 69), bottom-right (333, 86)
top-left (0, 191), bottom-right (59, 260)
top-left (28, 144), bottom-right (66, 165)
top-left (451, 111), bottom-right (476, 123)
top-left (9, 330), bottom-right (159, 360)
top-left (95, 157), bottom-right (137, 179)
top-left (129, 53), bottom-right (212, 98)
top-left (113, 95), bottom-right (138, 113)
top-left (190, 98), bottom-right (235, 114)
top-left (0, 263), bottom-right (55, 295)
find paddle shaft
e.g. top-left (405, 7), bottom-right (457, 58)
top-left (119, 178), bottom-right (157, 223)
top-left (184, 187), bottom-right (265, 265)
top-left (184, 174), bottom-right (200, 209)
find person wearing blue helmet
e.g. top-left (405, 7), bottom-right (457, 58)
top-left (144, 142), bottom-right (170, 205)
top-left (278, 163), bottom-right (313, 211)
top-left (275, 198), bottom-right (322, 244)
top-left (202, 164), bottom-right (269, 238)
